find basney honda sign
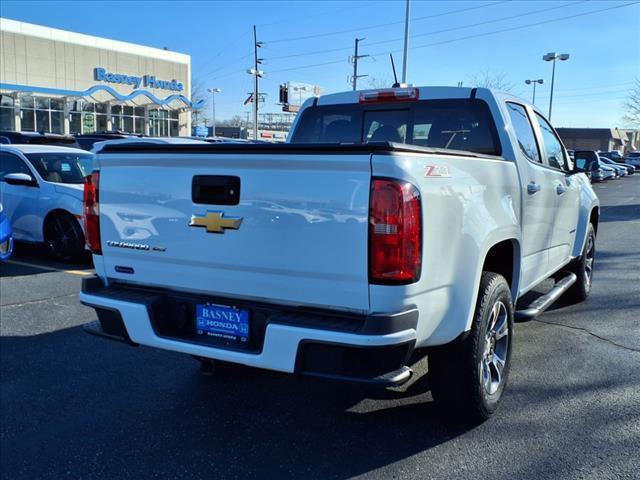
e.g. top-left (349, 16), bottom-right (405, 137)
top-left (94, 67), bottom-right (184, 92)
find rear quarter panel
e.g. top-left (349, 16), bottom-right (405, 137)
top-left (370, 152), bottom-right (521, 347)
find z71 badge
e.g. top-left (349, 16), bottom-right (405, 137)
top-left (424, 165), bottom-right (450, 177)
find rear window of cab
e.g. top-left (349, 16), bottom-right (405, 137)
top-left (290, 98), bottom-right (502, 156)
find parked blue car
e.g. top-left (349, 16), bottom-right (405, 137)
top-left (0, 202), bottom-right (14, 261)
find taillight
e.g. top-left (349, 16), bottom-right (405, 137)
top-left (369, 178), bottom-right (421, 284)
top-left (83, 171), bottom-right (101, 254)
top-left (359, 88), bottom-right (419, 104)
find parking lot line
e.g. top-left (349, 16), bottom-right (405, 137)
top-left (5, 260), bottom-right (93, 276)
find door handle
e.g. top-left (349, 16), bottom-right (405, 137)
top-left (527, 182), bottom-right (541, 195)
top-left (556, 183), bottom-right (566, 195)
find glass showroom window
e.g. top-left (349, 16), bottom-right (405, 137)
top-left (112, 105), bottom-right (145, 134)
top-left (69, 101), bottom-right (108, 134)
top-left (169, 110), bottom-right (179, 136)
top-left (149, 109), bottom-right (168, 137)
top-left (0, 95), bottom-right (15, 130)
top-left (19, 96), bottom-right (64, 133)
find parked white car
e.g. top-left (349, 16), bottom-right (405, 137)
top-left (0, 144), bottom-right (92, 261)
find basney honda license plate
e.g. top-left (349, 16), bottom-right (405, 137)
top-left (195, 303), bottom-right (249, 343)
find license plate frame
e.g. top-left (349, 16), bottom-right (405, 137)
top-left (195, 303), bottom-right (250, 344)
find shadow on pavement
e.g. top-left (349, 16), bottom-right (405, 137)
top-left (0, 326), bottom-right (472, 480)
top-left (0, 242), bottom-right (93, 278)
top-left (599, 204), bottom-right (640, 222)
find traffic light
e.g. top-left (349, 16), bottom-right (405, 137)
top-left (279, 84), bottom-right (288, 105)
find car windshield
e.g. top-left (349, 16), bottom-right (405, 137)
top-left (290, 98), bottom-right (501, 155)
top-left (25, 152), bottom-right (93, 184)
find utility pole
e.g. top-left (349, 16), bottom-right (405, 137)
top-left (401, 0), bottom-right (410, 84)
top-left (351, 38), bottom-right (369, 91)
top-left (247, 25), bottom-right (264, 141)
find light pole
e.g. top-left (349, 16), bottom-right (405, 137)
top-left (207, 88), bottom-right (221, 137)
top-left (542, 52), bottom-right (569, 120)
top-left (293, 85), bottom-right (308, 107)
top-left (524, 79), bottom-right (544, 105)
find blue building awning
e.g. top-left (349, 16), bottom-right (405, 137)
top-left (0, 83), bottom-right (205, 110)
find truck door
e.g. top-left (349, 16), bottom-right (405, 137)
top-left (505, 102), bottom-right (556, 292)
top-left (532, 112), bottom-right (580, 269)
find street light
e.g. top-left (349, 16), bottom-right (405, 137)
top-left (524, 79), bottom-right (544, 105)
top-left (542, 52), bottom-right (569, 120)
top-left (207, 87), bottom-right (221, 137)
top-left (292, 85), bottom-right (309, 107)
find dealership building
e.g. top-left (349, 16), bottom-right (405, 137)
top-left (0, 18), bottom-right (201, 136)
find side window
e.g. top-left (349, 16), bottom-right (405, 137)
top-left (0, 152), bottom-right (32, 181)
top-left (506, 103), bottom-right (540, 163)
top-left (534, 113), bottom-right (567, 171)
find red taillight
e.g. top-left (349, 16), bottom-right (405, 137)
top-left (359, 88), bottom-right (419, 104)
top-left (369, 178), bottom-right (421, 284)
top-left (83, 171), bottom-right (101, 254)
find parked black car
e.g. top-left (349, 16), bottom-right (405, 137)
top-left (0, 131), bottom-right (81, 148)
top-left (74, 131), bottom-right (143, 151)
top-left (575, 151), bottom-right (605, 182)
top-left (598, 150), bottom-right (625, 163)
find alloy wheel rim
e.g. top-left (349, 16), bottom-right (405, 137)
top-left (49, 217), bottom-right (79, 259)
top-left (481, 301), bottom-right (509, 396)
top-left (584, 235), bottom-right (595, 288)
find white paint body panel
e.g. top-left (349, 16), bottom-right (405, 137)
top-left (97, 153), bottom-right (371, 312)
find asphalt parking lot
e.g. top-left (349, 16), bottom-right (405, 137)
top-left (1, 176), bottom-right (639, 480)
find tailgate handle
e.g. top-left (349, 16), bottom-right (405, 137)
top-left (192, 175), bottom-right (240, 205)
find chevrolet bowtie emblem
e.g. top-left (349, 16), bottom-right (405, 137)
top-left (189, 211), bottom-right (243, 233)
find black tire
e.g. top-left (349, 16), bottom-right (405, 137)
top-left (429, 272), bottom-right (514, 423)
top-left (44, 212), bottom-right (86, 262)
top-left (565, 223), bottom-right (595, 303)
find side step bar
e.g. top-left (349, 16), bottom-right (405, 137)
top-left (515, 272), bottom-right (577, 321)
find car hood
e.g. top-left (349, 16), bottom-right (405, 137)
top-left (53, 183), bottom-right (84, 200)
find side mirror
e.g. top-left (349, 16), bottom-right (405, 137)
top-left (4, 172), bottom-right (38, 187)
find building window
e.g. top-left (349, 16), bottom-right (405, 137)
top-left (68, 101), bottom-right (108, 134)
top-left (111, 105), bottom-right (145, 134)
top-left (169, 110), bottom-right (179, 136)
top-left (19, 96), bottom-right (64, 134)
top-left (0, 95), bottom-right (15, 130)
top-left (148, 109), bottom-right (179, 137)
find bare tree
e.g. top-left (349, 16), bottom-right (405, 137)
top-left (218, 115), bottom-right (244, 127)
top-left (622, 78), bottom-right (640, 128)
top-left (366, 76), bottom-right (392, 89)
top-left (467, 70), bottom-right (515, 92)
top-left (190, 78), bottom-right (209, 126)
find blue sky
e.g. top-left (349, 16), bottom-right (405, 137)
top-left (2, 0), bottom-right (639, 128)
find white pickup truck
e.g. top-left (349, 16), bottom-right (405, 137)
top-left (80, 87), bottom-right (599, 421)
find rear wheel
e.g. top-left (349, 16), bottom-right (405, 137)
top-left (44, 212), bottom-right (85, 262)
top-left (565, 223), bottom-right (595, 303)
top-left (429, 272), bottom-right (514, 423)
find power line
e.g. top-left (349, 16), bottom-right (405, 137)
top-left (364, 0), bottom-right (587, 49)
top-left (264, 0), bottom-right (510, 44)
top-left (265, 1), bottom-right (584, 63)
top-left (391, 1), bottom-right (640, 56)
top-left (538, 81), bottom-right (636, 93)
top-left (256, 2), bottom-right (640, 78)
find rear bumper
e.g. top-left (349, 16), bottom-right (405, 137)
top-left (80, 277), bottom-right (417, 385)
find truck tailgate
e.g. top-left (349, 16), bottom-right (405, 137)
top-left (97, 152), bottom-right (371, 312)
